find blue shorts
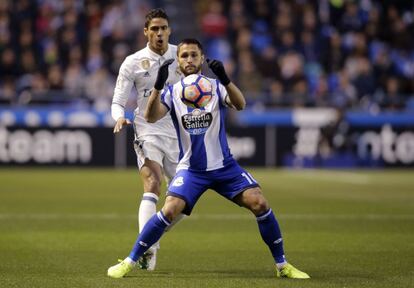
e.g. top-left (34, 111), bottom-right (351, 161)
top-left (167, 161), bottom-right (260, 215)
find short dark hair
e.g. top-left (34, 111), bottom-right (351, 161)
top-left (145, 8), bottom-right (169, 28)
top-left (177, 38), bottom-right (204, 54)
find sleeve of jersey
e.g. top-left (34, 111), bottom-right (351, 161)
top-left (216, 80), bottom-right (231, 107)
top-left (160, 86), bottom-right (173, 111)
top-left (111, 58), bottom-right (134, 121)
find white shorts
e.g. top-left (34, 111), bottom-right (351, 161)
top-left (134, 135), bottom-right (179, 181)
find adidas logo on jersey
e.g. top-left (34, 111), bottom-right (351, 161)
top-left (172, 176), bottom-right (184, 187)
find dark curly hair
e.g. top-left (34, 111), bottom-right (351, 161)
top-left (178, 38), bottom-right (204, 55)
top-left (144, 8), bottom-right (169, 28)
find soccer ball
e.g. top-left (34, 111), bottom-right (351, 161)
top-left (180, 74), bottom-right (213, 108)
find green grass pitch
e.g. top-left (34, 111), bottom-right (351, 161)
top-left (0, 168), bottom-right (413, 288)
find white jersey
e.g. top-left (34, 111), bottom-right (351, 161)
top-left (111, 43), bottom-right (182, 139)
top-left (161, 77), bottom-right (235, 172)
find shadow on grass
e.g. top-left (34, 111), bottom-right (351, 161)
top-left (124, 269), bottom-right (274, 279)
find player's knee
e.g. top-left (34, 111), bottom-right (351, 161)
top-left (161, 208), bottom-right (174, 222)
top-left (249, 197), bottom-right (269, 216)
top-left (162, 197), bottom-right (186, 222)
top-left (161, 207), bottom-right (180, 223)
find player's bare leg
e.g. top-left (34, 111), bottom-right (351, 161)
top-left (234, 187), bottom-right (269, 216)
top-left (137, 159), bottom-right (163, 270)
top-left (235, 188), bottom-right (310, 279)
top-left (160, 195), bottom-right (186, 222)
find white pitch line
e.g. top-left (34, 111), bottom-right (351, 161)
top-left (282, 170), bottom-right (371, 185)
top-left (0, 213), bottom-right (413, 221)
top-left (192, 213), bottom-right (414, 220)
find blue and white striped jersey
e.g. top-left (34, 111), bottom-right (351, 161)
top-left (161, 76), bottom-right (235, 172)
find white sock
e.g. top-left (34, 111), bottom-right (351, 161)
top-left (138, 192), bottom-right (159, 232)
top-left (125, 257), bottom-right (136, 265)
top-left (138, 192), bottom-right (160, 249)
top-left (276, 261), bottom-right (288, 270)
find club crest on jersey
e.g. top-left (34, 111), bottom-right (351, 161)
top-left (181, 109), bottom-right (212, 135)
top-left (143, 89), bottom-right (152, 97)
top-left (140, 59), bottom-right (151, 70)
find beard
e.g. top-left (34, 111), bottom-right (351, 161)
top-left (180, 63), bottom-right (202, 76)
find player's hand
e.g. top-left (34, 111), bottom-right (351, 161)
top-left (154, 59), bottom-right (174, 90)
top-left (206, 59), bottom-right (231, 86)
top-left (113, 117), bottom-right (131, 133)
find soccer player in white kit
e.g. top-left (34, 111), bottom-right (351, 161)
top-left (111, 8), bottom-right (181, 270)
top-left (107, 38), bottom-right (310, 280)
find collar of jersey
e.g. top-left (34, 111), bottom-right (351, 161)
top-left (146, 43), bottom-right (173, 62)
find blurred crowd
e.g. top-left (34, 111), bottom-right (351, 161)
top-left (198, 0), bottom-right (414, 111)
top-left (0, 0), bottom-right (152, 109)
top-left (1, 0), bottom-right (414, 112)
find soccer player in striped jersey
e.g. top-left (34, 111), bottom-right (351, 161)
top-left (111, 8), bottom-right (183, 270)
top-left (107, 38), bottom-right (310, 279)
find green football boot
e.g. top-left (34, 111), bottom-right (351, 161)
top-left (137, 249), bottom-right (156, 270)
top-left (107, 259), bottom-right (134, 278)
top-left (276, 263), bottom-right (310, 279)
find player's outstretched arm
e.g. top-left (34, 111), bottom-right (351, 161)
top-left (207, 59), bottom-right (246, 110)
top-left (222, 82), bottom-right (246, 111)
top-left (144, 59), bottom-right (174, 123)
top-left (145, 89), bottom-right (168, 123)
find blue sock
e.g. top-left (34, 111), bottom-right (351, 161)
top-left (256, 209), bottom-right (286, 265)
top-left (128, 211), bottom-right (170, 261)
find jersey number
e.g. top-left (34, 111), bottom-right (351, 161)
top-left (241, 172), bottom-right (257, 184)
